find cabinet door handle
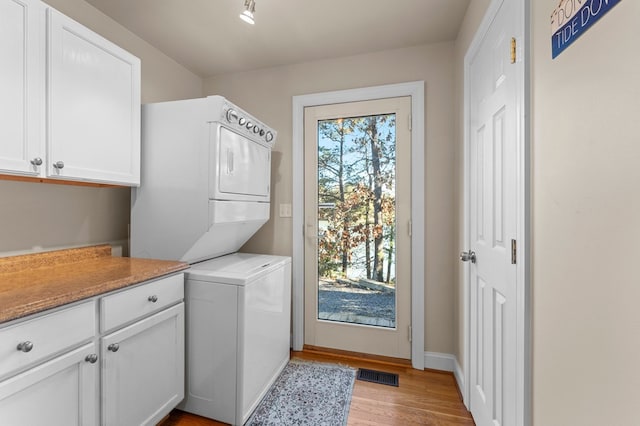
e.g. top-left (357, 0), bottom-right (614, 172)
top-left (85, 354), bottom-right (98, 364)
top-left (53, 161), bottom-right (65, 169)
top-left (16, 341), bottom-right (34, 352)
top-left (108, 343), bottom-right (120, 352)
top-left (148, 295), bottom-right (158, 303)
top-left (30, 157), bottom-right (43, 166)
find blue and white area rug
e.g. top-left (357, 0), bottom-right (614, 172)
top-left (245, 359), bottom-right (356, 426)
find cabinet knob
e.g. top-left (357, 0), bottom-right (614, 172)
top-left (30, 157), bottom-right (43, 166)
top-left (148, 295), bottom-right (158, 303)
top-left (108, 343), bottom-right (120, 352)
top-left (53, 161), bottom-right (65, 169)
top-left (85, 354), bottom-right (98, 364)
top-left (17, 341), bottom-right (34, 353)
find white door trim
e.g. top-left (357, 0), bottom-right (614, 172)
top-left (462, 0), bottom-right (530, 425)
top-left (292, 81), bottom-right (425, 369)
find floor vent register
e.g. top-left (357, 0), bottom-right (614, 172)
top-left (356, 368), bottom-right (399, 387)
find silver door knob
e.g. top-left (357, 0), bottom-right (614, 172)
top-left (85, 354), bottom-right (98, 364)
top-left (108, 343), bottom-right (119, 352)
top-left (30, 157), bottom-right (43, 166)
top-left (53, 161), bottom-right (64, 169)
top-left (148, 295), bottom-right (158, 303)
top-left (460, 250), bottom-right (476, 264)
top-left (17, 341), bottom-right (34, 352)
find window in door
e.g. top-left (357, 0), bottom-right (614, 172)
top-left (315, 113), bottom-right (398, 328)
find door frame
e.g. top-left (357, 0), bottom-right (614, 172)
top-left (292, 81), bottom-right (425, 369)
top-left (462, 0), bottom-right (530, 424)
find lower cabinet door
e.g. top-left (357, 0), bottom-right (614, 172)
top-left (0, 342), bottom-right (99, 426)
top-left (102, 303), bottom-right (184, 426)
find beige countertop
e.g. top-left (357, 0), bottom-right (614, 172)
top-left (0, 245), bottom-right (188, 324)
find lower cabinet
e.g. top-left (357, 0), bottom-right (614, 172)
top-left (0, 342), bottom-right (99, 426)
top-left (0, 272), bottom-right (185, 425)
top-left (102, 303), bottom-right (184, 426)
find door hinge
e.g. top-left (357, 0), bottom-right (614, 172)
top-left (510, 37), bottom-right (517, 64)
top-left (511, 239), bottom-right (517, 264)
top-left (408, 220), bottom-right (412, 237)
top-left (408, 114), bottom-right (412, 131)
top-left (408, 325), bottom-right (412, 342)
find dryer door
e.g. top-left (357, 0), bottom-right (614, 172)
top-left (214, 126), bottom-right (270, 201)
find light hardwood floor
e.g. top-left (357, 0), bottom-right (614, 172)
top-left (160, 350), bottom-right (475, 425)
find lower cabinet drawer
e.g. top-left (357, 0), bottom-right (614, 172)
top-left (100, 273), bottom-right (184, 333)
top-left (0, 301), bottom-right (95, 379)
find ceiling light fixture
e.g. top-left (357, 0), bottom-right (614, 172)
top-left (240, 0), bottom-right (256, 25)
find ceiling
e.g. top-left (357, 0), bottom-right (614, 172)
top-left (86, 0), bottom-right (471, 78)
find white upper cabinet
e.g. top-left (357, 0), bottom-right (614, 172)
top-left (46, 8), bottom-right (141, 186)
top-left (0, 0), bottom-right (43, 176)
top-left (0, 0), bottom-right (141, 186)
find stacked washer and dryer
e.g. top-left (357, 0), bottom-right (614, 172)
top-left (130, 96), bottom-right (291, 425)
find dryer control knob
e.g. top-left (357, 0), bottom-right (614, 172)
top-left (239, 117), bottom-right (247, 126)
top-left (265, 131), bottom-right (274, 143)
top-left (226, 109), bottom-right (238, 123)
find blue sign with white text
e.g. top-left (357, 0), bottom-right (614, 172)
top-left (551, 0), bottom-right (622, 59)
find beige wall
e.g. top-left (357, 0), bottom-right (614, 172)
top-left (204, 43), bottom-right (457, 354)
top-left (0, 0), bottom-right (203, 256)
top-left (531, 0), bottom-right (640, 424)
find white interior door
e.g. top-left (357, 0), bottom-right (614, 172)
top-left (303, 97), bottom-right (412, 359)
top-left (466, 0), bottom-right (519, 425)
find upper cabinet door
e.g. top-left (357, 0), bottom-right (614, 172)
top-left (0, 0), bottom-right (43, 176)
top-left (47, 8), bottom-right (141, 186)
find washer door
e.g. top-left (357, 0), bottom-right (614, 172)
top-left (215, 126), bottom-right (270, 201)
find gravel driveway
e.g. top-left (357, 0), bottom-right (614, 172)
top-left (317, 280), bottom-right (396, 328)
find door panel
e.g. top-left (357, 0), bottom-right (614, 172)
top-left (468, 0), bottom-right (518, 424)
top-left (0, 343), bottom-right (98, 426)
top-left (304, 97), bottom-right (411, 359)
top-left (47, 8), bottom-right (140, 184)
top-left (0, 0), bottom-right (42, 176)
top-left (102, 304), bottom-right (184, 426)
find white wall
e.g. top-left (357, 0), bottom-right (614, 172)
top-left (531, 0), bottom-right (640, 424)
top-left (0, 0), bottom-right (203, 256)
top-left (204, 43), bottom-right (457, 354)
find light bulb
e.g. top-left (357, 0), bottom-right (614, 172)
top-left (240, 10), bottom-right (255, 25)
top-left (240, 0), bottom-right (256, 25)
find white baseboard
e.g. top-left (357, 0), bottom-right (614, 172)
top-left (423, 351), bottom-right (456, 372)
top-left (423, 352), bottom-right (466, 401)
top-left (454, 358), bottom-right (465, 398)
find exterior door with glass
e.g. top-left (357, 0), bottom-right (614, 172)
top-left (303, 97), bottom-right (411, 359)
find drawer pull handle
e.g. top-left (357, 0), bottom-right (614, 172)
top-left (148, 295), bottom-right (158, 303)
top-left (108, 343), bottom-right (120, 352)
top-left (85, 354), bottom-right (98, 364)
top-left (17, 341), bottom-right (34, 353)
